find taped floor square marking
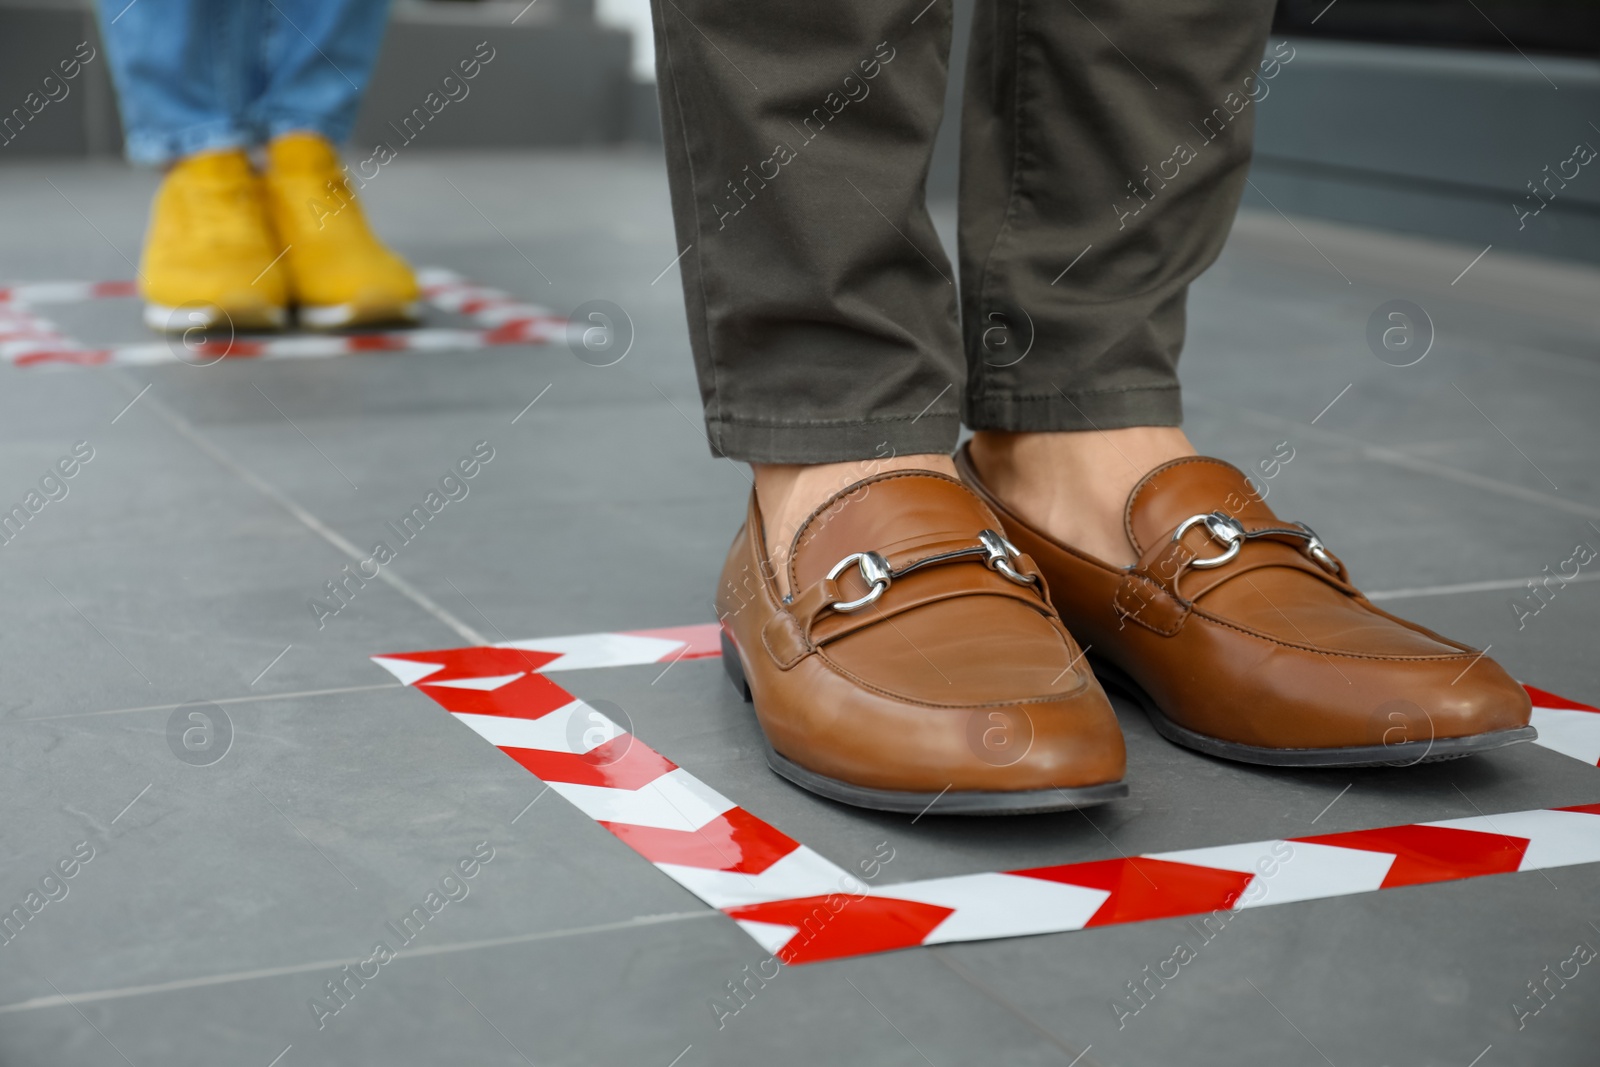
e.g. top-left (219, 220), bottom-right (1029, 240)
top-left (0, 268), bottom-right (561, 368)
top-left (373, 623), bottom-right (1600, 964)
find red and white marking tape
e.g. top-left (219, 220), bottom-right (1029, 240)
top-left (1526, 685), bottom-right (1600, 767)
top-left (372, 625), bottom-right (1600, 964)
top-left (0, 302), bottom-right (97, 366)
top-left (0, 268), bottom-right (564, 368)
top-left (0, 279), bottom-right (141, 306)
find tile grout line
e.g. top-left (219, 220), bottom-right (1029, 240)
top-left (929, 948), bottom-right (1104, 1067)
top-left (0, 911), bottom-right (718, 1015)
top-left (1366, 571), bottom-right (1600, 602)
top-left (97, 367), bottom-right (488, 646)
top-left (13, 682), bottom-right (402, 724)
top-left (1192, 395), bottom-right (1600, 523)
top-left (23, 554), bottom-right (1600, 727)
top-left (19, 542), bottom-right (1600, 729)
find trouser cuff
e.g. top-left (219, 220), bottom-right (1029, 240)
top-left (964, 385), bottom-right (1183, 433)
top-left (707, 413), bottom-right (963, 465)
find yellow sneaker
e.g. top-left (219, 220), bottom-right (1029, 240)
top-left (263, 132), bottom-right (419, 329)
top-left (140, 148), bottom-right (289, 332)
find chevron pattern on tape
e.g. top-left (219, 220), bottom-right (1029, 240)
top-left (373, 623), bottom-right (1600, 965)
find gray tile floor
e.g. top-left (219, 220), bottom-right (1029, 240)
top-left (1, 150), bottom-right (1597, 1067)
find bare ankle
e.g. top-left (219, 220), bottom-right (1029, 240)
top-left (754, 452), bottom-right (957, 595)
top-left (968, 428), bottom-right (1195, 566)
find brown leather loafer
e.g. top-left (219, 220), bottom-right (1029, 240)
top-left (956, 449), bottom-right (1536, 767)
top-left (716, 470), bottom-right (1128, 814)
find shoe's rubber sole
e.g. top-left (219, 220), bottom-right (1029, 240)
top-left (144, 302), bottom-right (286, 333)
top-left (298, 300), bottom-right (420, 330)
top-left (720, 629), bottom-right (1129, 815)
top-left (1089, 655), bottom-right (1537, 768)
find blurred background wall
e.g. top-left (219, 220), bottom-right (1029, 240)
top-left (2, 0), bottom-right (1597, 263)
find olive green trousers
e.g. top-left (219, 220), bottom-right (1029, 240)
top-left (652, 0), bottom-right (1284, 462)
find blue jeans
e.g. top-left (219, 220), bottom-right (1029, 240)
top-left (96, 0), bottom-right (392, 165)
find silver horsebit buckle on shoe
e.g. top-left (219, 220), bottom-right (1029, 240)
top-left (1171, 511), bottom-right (1339, 573)
top-left (827, 529), bottom-right (1035, 612)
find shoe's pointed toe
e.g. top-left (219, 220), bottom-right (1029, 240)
top-left (718, 470), bottom-right (1127, 814)
top-left (957, 447), bottom-right (1535, 768)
